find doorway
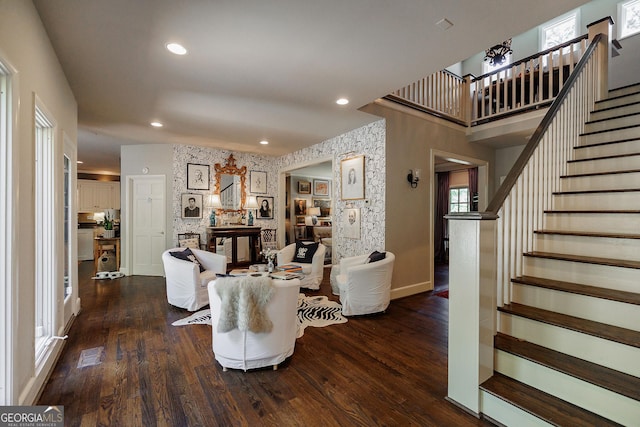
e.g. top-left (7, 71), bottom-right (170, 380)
top-left (126, 175), bottom-right (166, 276)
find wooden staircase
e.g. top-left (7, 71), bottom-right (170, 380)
top-left (479, 83), bottom-right (640, 426)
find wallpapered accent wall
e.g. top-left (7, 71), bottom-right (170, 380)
top-left (173, 119), bottom-right (386, 261)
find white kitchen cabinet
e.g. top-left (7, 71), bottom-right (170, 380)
top-left (77, 228), bottom-right (94, 260)
top-left (78, 179), bottom-right (120, 211)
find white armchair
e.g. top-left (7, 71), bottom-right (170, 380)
top-left (208, 276), bottom-right (301, 371)
top-left (331, 251), bottom-right (395, 316)
top-left (162, 248), bottom-right (227, 311)
top-left (276, 242), bottom-right (326, 290)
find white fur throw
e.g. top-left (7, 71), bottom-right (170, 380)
top-left (215, 276), bottom-right (274, 333)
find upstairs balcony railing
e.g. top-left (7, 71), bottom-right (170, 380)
top-left (386, 34), bottom-right (590, 127)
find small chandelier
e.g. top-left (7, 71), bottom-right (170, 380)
top-left (484, 39), bottom-right (513, 66)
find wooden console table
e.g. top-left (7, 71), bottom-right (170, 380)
top-left (206, 226), bottom-right (262, 270)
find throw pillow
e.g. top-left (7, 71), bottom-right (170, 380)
top-left (170, 248), bottom-right (205, 272)
top-left (292, 241), bottom-right (319, 264)
top-left (366, 250), bottom-right (386, 263)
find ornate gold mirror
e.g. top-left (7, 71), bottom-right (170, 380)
top-left (214, 154), bottom-right (247, 213)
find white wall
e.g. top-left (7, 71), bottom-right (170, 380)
top-left (0, 0), bottom-right (78, 404)
top-left (494, 144), bottom-right (526, 190)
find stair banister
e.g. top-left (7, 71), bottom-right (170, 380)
top-left (445, 16), bottom-right (613, 416)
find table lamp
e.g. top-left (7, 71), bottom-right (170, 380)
top-left (246, 196), bottom-right (259, 226)
top-left (205, 194), bottom-right (222, 226)
top-left (307, 207), bottom-right (321, 225)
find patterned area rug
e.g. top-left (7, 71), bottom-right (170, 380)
top-left (171, 294), bottom-right (348, 338)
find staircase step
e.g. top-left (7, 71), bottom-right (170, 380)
top-left (567, 152), bottom-right (640, 174)
top-left (498, 302), bottom-right (640, 349)
top-left (534, 230), bottom-right (640, 262)
top-left (608, 82), bottom-right (640, 98)
top-left (552, 189), bottom-right (640, 210)
top-left (544, 210), bottom-right (640, 234)
top-left (589, 100), bottom-right (640, 121)
top-left (573, 138), bottom-right (640, 160)
top-left (584, 111), bottom-right (640, 133)
top-left (512, 276), bottom-right (640, 306)
top-left (524, 251), bottom-right (640, 270)
top-left (560, 169), bottom-right (640, 191)
top-left (480, 372), bottom-right (622, 427)
top-left (495, 333), bottom-right (640, 402)
top-left (580, 124), bottom-right (640, 146)
top-left (594, 91), bottom-right (640, 110)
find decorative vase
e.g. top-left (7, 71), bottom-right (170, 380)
top-left (103, 229), bottom-right (115, 238)
top-left (268, 258), bottom-right (274, 273)
top-left (248, 210), bottom-right (254, 226)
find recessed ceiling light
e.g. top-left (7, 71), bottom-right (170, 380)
top-left (166, 43), bottom-right (187, 55)
top-left (436, 18), bottom-right (454, 31)
top-left (150, 121), bottom-right (163, 128)
top-left (77, 160), bottom-right (83, 164)
top-left (259, 140), bottom-right (269, 145)
top-left (336, 98), bottom-right (349, 105)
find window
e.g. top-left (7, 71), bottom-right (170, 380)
top-left (540, 11), bottom-right (579, 51)
top-left (449, 187), bottom-right (469, 213)
top-left (34, 104), bottom-right (55, 362)
top-left (619, 0), bottom-right (640, 39)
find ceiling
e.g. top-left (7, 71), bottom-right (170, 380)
top-left (33, 0), bottom-right (587, 175)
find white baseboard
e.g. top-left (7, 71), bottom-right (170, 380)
top-left (391, 280), bottom-right (432, 300)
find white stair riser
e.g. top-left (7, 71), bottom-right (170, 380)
top-left (608, 86), bottom-right (640, 97)
top-left (523, 256), bottom-right (639, 293)
top-left (511, 283), bottom-right (640, 331)
top-left (567, 155), bottom-right (640, 174)
top-left (498, 312), bottom-right (640, 377)
top-left (580, 126), bottom-right (640, 146)
top-left (574, 139), bottom-right (640, 160)
top-left (480, 391), bottom-right (554, 427)
top-left (495, 351), bottom-right (639, 426)
top-left (561, 172), bottom-right (640, 191)
top-left (544, 212), bottom-right (640, 234)
top-left (590, 102), bottom-right (640, 121)
top-left (553, 191), bottom-right (640, 210)
top-left (595, 92), bottom-right (640, 110)
top-left (585, 114), bottom-right (640, 133)
top-left (534, 233), bottom-right (640, 262)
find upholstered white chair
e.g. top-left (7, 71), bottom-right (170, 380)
top-left (331, 251), bottom-right (395, 316)
top-left (276, 242), bottom-right (326, 290)
top-left (162, 247), bottom-right (227, 311)
top-left (208, 276), bottom-right (301, 371)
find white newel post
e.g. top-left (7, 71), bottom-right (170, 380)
top-left (445, 213), bottom-right (497, 415)
top-left (587, 17), bottom-right (613, 102)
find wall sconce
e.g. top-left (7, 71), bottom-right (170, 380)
top-left (205, 194), bottom-right (222, 226)
top-left (407, 169), bottom-right (421, 188)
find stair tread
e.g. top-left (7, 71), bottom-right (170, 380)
top-left (580, 123), bottom-right (640, 136)
top-left (495, 333), bottom-right (640, 402)
top-left (553, 188), bottom-right (640, 195)
top-left (480, 372), bottom-right (623, 427)
top-left (525, 251), bottom-right (640, 269)
top-left (513, 275), bottom-right (640, 306)
top-left (545, 209), bottom-right (640, 214)
top-left (533, 229), bottom-right (640, 239)
top-left (591, 100), bottom-right (640, 115)
top-left (560, 168), bottom-right (640, 178)
top-left (498, 302), bottom-right (640, 349)
top-left (575, 137), bottom-right (640, 149)
top-left (567, 152), bottom-right (640, 163)
top-left (586, 110), bottom-right (640, 125)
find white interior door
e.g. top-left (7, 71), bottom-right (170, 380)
top-left (132, 176), bottom-right (165, 276)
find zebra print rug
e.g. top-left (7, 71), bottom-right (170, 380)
top-left (171, 294), bottom-right (347, 338)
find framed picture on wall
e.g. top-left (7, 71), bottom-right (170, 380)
top-left (313, 179), bottom-right (330, 196)
top-left (294, 198), bottom-right (307, 216)
top-left (343, 208), bottom-right (360, 239)
top-left (313, 198), bottom-right (331, 217)
top-left (256, 196), bottom-right (274, 219)
top-left (341, 155), bottom-right (364, 200)
top-left (187, 163), bottom-right (210, 190)
top-left (298, 180), bottom-right (311, 194)
top-left (250, 170), bottom-right (267, 194)
top-left (181, 193), bottom-right (203, 219)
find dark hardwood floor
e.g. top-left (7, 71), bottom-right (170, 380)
top-left (38, 260), bottom-right (493, 426)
